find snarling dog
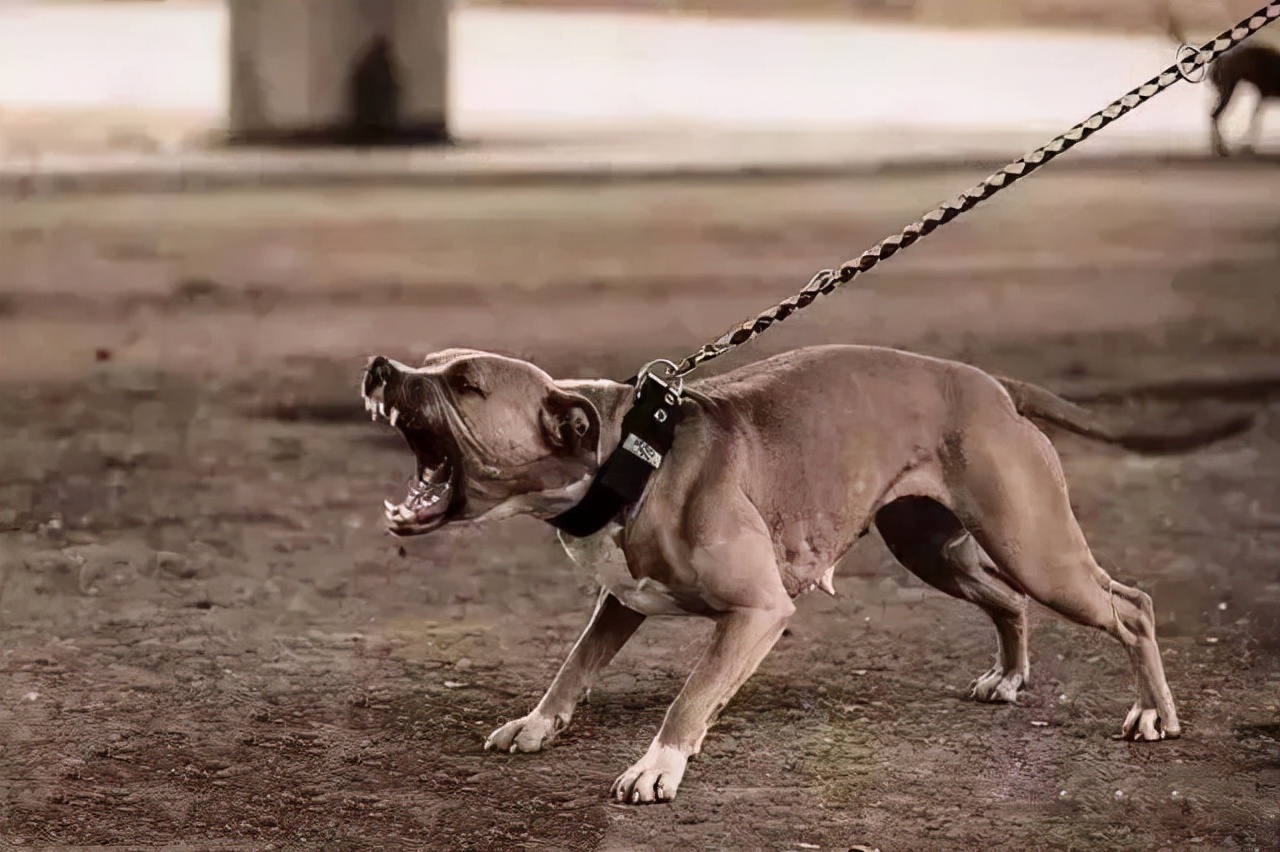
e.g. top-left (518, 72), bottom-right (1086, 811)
top-left (1166, 5), bottom-right (1280, 156)
top-left (361, 346), bottom-right (1250, 804)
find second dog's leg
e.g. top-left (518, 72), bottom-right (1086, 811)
top-left (485, 589), bottom-right (645, 753)
top-left (1243, 97), bottom-right (1266, 153)
top-left (1210, 81), bottom-right (1237, 156)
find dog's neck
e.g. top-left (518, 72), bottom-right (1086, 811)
top-left (556, 378), bottom-right (635, 466)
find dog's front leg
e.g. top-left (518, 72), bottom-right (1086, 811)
top-left (611, 603), bottom-right (793, 804)
top-left (485, 588), bottom-right (645, 754)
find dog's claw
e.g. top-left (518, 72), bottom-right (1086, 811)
top-left (611, 744), bottom-right (688, 805)
top-left (1120, 704), bottom-right (1170, 741)
top-left (485, 713), bottom-right (562, 754)
top-left (969, 666), bottom-right (1026, 704)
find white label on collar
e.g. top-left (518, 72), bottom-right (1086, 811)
top-left (622, 433), bottom-right (663, 469)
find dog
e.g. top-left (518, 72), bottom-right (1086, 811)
top-left (1166, 4), bottom-right (1280, 155)
top-left (360, 345), bottom-right (1251, 804)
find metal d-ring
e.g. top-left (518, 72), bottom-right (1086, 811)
top-left (1175, 43), bottom-right (1210, 84)
top-left (635, 358), bottom-right (684, 398)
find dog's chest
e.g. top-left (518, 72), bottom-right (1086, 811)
top-left (557, 527), bottom-right (689, 616)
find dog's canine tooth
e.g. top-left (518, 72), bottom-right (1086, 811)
top-left (383, 499), bottom-right (398, 514)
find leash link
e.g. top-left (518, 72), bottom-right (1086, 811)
top-left (1175, 43), bottom-right (1210, 83)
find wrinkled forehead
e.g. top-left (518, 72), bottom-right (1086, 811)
top-left (418, 348), bottom-right (554, 388)
top-left (418, 347), bottom-right (489, 369)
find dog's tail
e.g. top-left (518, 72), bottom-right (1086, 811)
top-left (996, 377), bottom-right (1254, 454)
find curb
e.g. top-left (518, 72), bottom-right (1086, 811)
top-left (2, 149), bottom-right (1275, 199)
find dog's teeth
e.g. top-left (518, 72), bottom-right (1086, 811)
top-left (389, 407), bottom-right (400, 427)
top-left (384, 499), bottom-right (398, 513)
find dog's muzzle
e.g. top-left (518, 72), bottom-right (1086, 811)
top-left (363, 355), bottom-right (404, 426)
top-left (362, 355), bottom-right (459, 535)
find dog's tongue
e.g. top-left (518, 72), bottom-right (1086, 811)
top-left (384, 464), bottom-right (452, 525)
top-left (409, 470), bottom-right (450, 508)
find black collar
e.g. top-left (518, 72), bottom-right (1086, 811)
top-left (547, 372), bottom-right (684, 538)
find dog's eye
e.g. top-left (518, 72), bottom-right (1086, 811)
top-left (453, 377), bottom-right (488, 398)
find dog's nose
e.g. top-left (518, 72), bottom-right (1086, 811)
top-left (363, 355), bottom-right (394, 396)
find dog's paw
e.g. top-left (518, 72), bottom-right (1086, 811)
top-left (610, 743), bottom-right (688, 805)
top-left (483, 712), bottom-right (564, 754)
top-left (969, 666), bottom-right (1025, 704)
top-left (1119, 704), bottom-right (1179, 742)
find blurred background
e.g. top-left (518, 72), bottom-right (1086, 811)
top-left (0, 0), bottom-right (1275, 158)
top-left (1, 1), bottom-right (1278, 850)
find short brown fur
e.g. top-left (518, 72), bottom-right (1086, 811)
top-left (362, 345), bottom-right (1252, 803)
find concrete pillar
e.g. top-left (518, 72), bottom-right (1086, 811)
top-left (227, 0), bottom-right (449, 146)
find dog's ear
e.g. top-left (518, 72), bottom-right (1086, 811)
top-left (540, 390), bottom-right (600, 459)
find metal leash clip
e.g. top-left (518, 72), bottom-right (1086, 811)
top-left (1175, 43), bottom-right (1210, 84)
top-left (633, 358), bottom-right (684, 401)
top-left (629, 358), bottom-right (685, 440)
top-left (546, 358), bottom-right (687, 537)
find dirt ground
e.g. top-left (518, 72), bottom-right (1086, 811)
top-left (1, 161), bottom-right (1279, 850)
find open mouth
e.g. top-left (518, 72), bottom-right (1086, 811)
top-left (382, 457), bottom-right (454, 532)
top-left (362, 358), bottom-right (462, 536)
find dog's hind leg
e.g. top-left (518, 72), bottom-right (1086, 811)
top-left (1243, 96), bottom-right (1266, 153)
top-left (1210, 79), bottom-right (1238, 156)
top-left (875, 497), bottom-right (1030, 703)
top-left (954, 420), bottom-right (1181, 741)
